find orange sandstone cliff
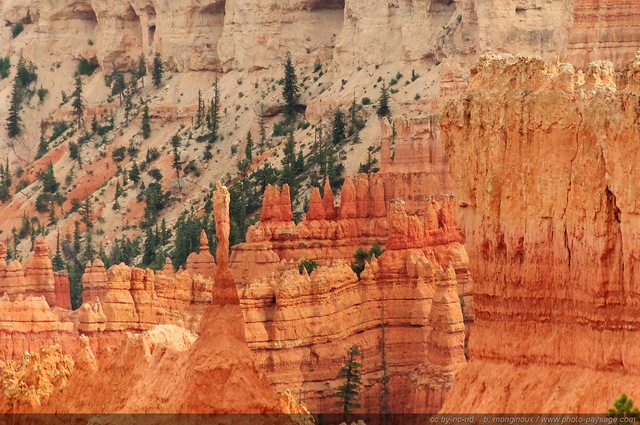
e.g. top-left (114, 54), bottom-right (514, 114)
top-left (440, 54), bottom-right (640, 413)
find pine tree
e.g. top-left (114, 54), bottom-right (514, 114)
top-left (332, 109), bottom-right (346, 145)
top-left (41, 162), bottom-right (59, 194)
top-left (48, 202), bottom-right (56, 226)
top-left (377, 82), bottom-right (391, 119)
top-left (195, 89), bottom-right (204, 128)
top-left (281, 131), bottom-right (297, 191)
top-left (72, 75), bottom-right (84, 128)
top-left (152, 52), bottom-right (164, 88)
top-left (171, 134), bottom-right (182, 195)
top-left (208, 79), bottom-right (220, 143)
top-left (608, 394), bottom-right (640, 419)
top-left (124, 93), bottom-right (133, 126)
top-left (51, 231), bottom-right (65, 272)
top-left (137, 54), bottom-right (147, 87)
top-left (258, 104), bottom-right (267, 150)
top-left (81, 198), bottom-right (92, 229)
top-left (129, 161), bottom-right (141, 184)
top-left (6, 78), bottom-right (22, 138)
top-left (82, 231), bottom-right (95, 263)
top-left (334, 345), bottom-right (363, 422)
top-left (245, 131), bottom-right (253, 163)
top-left (111, 70), bottom-right (126, 103)
top-left (142, 104), bottom-right (151, 139)
top-left (282, 51), bottom-right (299, 123)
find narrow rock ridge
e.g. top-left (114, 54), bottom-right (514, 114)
top-left (440, 53), bottom-right (640, 413)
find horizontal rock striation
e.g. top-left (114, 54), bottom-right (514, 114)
top-left (440, 54), bottom-right (640, 412)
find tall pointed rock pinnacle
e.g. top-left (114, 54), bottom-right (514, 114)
top-left (199, 229), bottom-right (209, 254)
top-left (213, 181), bottom-right (239, 306)
top-left (306, 187), bottom-right (325, 220)
top-left (339, 176), bottom-right (357, 219)
top-left (280, 184), bottom-right (294, 222)
top-left (323, 178), bottom-right (336, 220)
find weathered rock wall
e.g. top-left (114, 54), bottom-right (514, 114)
top-left (440, 54), bottom-right (640, 412)
top-left (3, 0), bottom-right (639, 73)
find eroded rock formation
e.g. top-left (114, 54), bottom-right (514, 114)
top-left (440, 54), bottom-right (640, 413)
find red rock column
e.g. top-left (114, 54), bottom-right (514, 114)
top-left (213, 182), bottom-right (239, 306)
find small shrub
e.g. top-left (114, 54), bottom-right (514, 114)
top-left (0, 57), bottom-right (10, 79)
top-left (112, 146), bottom-right (126, 162)
top-left (298, 259), bottom-right (319, 275)
top-left (37, 87), bottom-right (48, 103)
top-left (313, 63), bottom-right (322, 73)
top-left (77, 58), bottom-right (98, 76)
top-left (49, 121), bottom-right (69, 142)
top-left (11, 22), bottom-right (24, 38)
top-left (148, 168), bottom-right (163, 181)
top-left (361, 97), bottom-right (371, 105)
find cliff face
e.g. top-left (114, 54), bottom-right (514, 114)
top-left (440, 54), bottom-right (640, 412)
top-left (239, 190), bottom-right (471, 413)
top-left (4, 0), bottom-right (639, 73)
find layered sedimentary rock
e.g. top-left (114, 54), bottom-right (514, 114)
top-left (4, 0), bottom-right (640, 74)
top-left (440, 54), bottom-right (640, 412)
top-left (235, 177), bottom-right (472, 413)
top-left (0, 240), bottom-right (69, 309)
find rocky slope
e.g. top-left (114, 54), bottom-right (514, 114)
top-left (440, 54), bottom-right (640, 412)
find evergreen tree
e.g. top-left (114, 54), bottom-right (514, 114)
top-left (142, 104), bottom-right (151, 139)
top-left (207, 79), bottom-right (220, 143)
top-left (258, 104), bottom-right (267, 150)
top-left (72, 75), bottom-right (84, 127)
top-left (111, 70), bottom-right (126, 103)
top-left (332, 109), bottom-right (346, 145)
top-left (41, 162), bottom-right (59, 194)
top-left (51, 231), bottom-right (65, 272)
top-left (152, 52), bottom-right (164, 88)
top-left (124, 93), bottom-right (133, 126)
top-left (48, 202), bottom-right (56, 226)
top-left (82, 231), bottom-right (95, 263)
top-left (81, 197), bottom-right (92, 229)
top-left (142, 225), bottom-right (159, 267)
top-left (129, 161), bottom-right (141, 184)
top-left (281, 131), bottom-right (297, 192)
top-left (334, 345), bottom-right (363, 422)
top-left (282, 52), bottom-right (300, 123)
top-left (245, 131), bottom-right (254, 163)
top-left (608, 394), bottom-right (640, 419)
top-left (377, 82), bottom-right (391, 119)
top-left (195, 89), bottom-right (204, 128)
top-left (69, 142), bottom-right (82, 169)
top-left (170, 134), bottom-right (182, 195)
top-left (137, 54), bottom-right (147, 87)
top-left (6, 78), bottom-right (22, 138)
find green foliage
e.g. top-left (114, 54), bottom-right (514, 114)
top-left (142, 182), bottom-right (169, 226)
top-left (206, 79), bottom-right (221, 143)
top-left (112, 146), bottom-right (126, 162)
top-left (332, 109), bottom-right (346, 145)
top-left (282, 52), bottom-right (300, 123)
top-left (0, 183), bottom-right (11, 203)
top-left (129, 161), bottom-right (141, 184)
top-left (172, 210), bottom-right (215, 269)
top-left (41, 162), bottom-right (59, 194)
top-left (49, 121), bottom-right (69, 142)
top-left (334, 345), bottom-right (363, 422)
top-left (361, 97), bottom-right (371, 106)
top-left (16, 58), bottom-right (37, 87)
top-left (142, 104), bottom-right (151, 139)
top-left (377, 82), bottom-right (391, 119)
top-left (298, 259), bottom-right (319, 275)
top-left (152, 52), bottom-right (164, 88)
top-left (11, 22), bottom-right (24, 38)
top-left (609, 394), bottom-right (640, 420)
top-left (37, 86), bottom-right (48, 103)
top-left (0, 57), bottom-right (10, 79)
top-left (77, 58), bottom-right (98, 76)
top-left (351, 244), bottom-right (386, 279)
top-left (6, 79), bottom-right (22, 138)
top-left (141, 223), bottom-right (170, 270)
top-left (111, 70), bottom-right (126, 101)
top-left (72, 76), bottom-right (84, 126)
top-left (358, 152), bottom-right (379, 174)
